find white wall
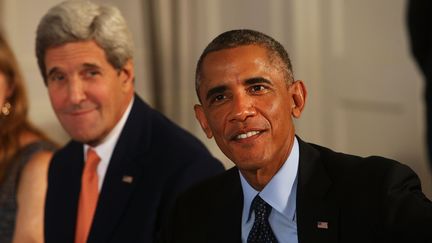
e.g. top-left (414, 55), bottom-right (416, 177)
top-left (2, 0), bottom-right (431, 197)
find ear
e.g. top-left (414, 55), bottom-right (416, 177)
top-left (194, 104), bottom-right (213, 139)
top-left (120, 59), bottom-right (134, 90)
top-left (290, 80), bottom-right (307, 118)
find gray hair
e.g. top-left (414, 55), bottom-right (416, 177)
top-left (36, 0), bottom-right (134, 84)
top-left (195, 29), bottom-right (294, 101)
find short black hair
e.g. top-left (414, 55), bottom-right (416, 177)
top-left (195, 29), bottom-right (294, 101)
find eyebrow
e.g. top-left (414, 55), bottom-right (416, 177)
top-left (244, 77), bottom-right (272, 86)
top-left (205, 85), bottom-right (227, 102)
top-left (46, 62), bottom-right (101, 77)
top-left (82, 63), bottom-right (101, 69)
top-left (47, 67), bottom-right (60, 78)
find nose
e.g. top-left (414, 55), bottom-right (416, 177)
top-left (228, 94), bottom-right (256, 122)
top-left (68, 77), bottom-right (86, 105)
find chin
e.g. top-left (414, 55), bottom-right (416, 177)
top-left (233, 158), bottom-right (265, 171)
top-left (68, 130), bottom-right (100, 144)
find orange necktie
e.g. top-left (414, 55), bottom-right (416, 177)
top-left (75, 148), bottom-right (100, 243)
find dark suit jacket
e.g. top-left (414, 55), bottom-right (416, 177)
top-left (44, 95), bottom-right (224, 243)
top-left (164, 137), bottom-right (432, 243)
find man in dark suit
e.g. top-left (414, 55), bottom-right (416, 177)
top-left (35, 1), bottom-right (224, 242)
top-left (163, 29), bottom-right (432, 243)
top-left (407, 0), bottom-right (432, 171)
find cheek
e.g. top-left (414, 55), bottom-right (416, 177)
top-left (48, 89), bottom-right (60, 107)
top-left (264, 98), bottom-right (291, 126)
top-left (100, 83), bottom-right (119, 102)
top-left (48, 88), bottom-right (67, 111)
top-left (207, 109), bottom-right (228, 133)
top-left (267, 93), bottom-right (291, 114)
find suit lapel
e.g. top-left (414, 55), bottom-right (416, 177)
top-left (296, 138), bottom-right (339, 243)
top-left (88, 96), bottom-right (151, 242)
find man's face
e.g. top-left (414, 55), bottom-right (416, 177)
top-left (45, 40), bottom-right (134, 146)
top-left (195, 45), bottom-right (306, 173)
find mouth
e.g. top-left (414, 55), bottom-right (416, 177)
top-left (68, 109), bottom-right (94, 116)
top-left (62, 103), bottom-right (98, 116)
top-left (232, 130), bottom-right (264, 141)
top-left (60, 107), bottom-right (98, 119)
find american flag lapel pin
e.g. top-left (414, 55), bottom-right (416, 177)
top-left (317, 221), bottom-right (329, 229)
top-left (122, 175), bottom-right (134, 184)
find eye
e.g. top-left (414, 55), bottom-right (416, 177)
top-left (48, 73), bottom-right (66, 83)
top-left (249, 85), bottom-right (268, 93)
top-left (212, 94), bottom-right (226, 103)
top-left (207, 93), bottom-right (229, 107)
top-left (86, 70), bottom-right (100, 78)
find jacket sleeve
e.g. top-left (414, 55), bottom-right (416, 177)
top-left (382, 162), bottom-right (432, 242)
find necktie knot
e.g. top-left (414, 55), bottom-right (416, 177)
top-left (85, 148), bottom-right (100, 172)
top-left (251, 195), bottom-right (272, 221)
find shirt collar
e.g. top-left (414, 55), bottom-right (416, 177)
top-left (240, 137), bottom-right (299, 223)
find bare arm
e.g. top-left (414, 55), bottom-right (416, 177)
top-left (12, 150), bottom-right (53, 243)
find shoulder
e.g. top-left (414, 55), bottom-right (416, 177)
top-left (17, 134), bottom-right (56, 172)
top-left (19, 130), bottom-right (56, 155)
top-left (128, 97), bottom-right (210, 153)
top-left (16, 145), bottom-right (53, 206)
top-left (306, 141), bottom-right (408, 174)
top-left (20, 148), bottom-right (53, 183)
top-left (177, 167), bottom-right (240, 205)
top-left (14, 144), bottom-right (52, 243)
top-left (304, 141), bottom-right (426, 201)
top-left (132, 98), bottom-right (223, 168)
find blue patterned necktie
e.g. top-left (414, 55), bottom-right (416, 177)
top-left (247, 195), bottom-right (278, 243)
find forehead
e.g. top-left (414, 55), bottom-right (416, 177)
top-left (44, 40), bottom-right (108, 71)
top-left (199, 45), bottom-right (282, 88)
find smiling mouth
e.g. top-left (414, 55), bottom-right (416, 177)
top-left (66, 108), bottom-right (95, 116)
top-left (234, 130), bottom-right (262, 140)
